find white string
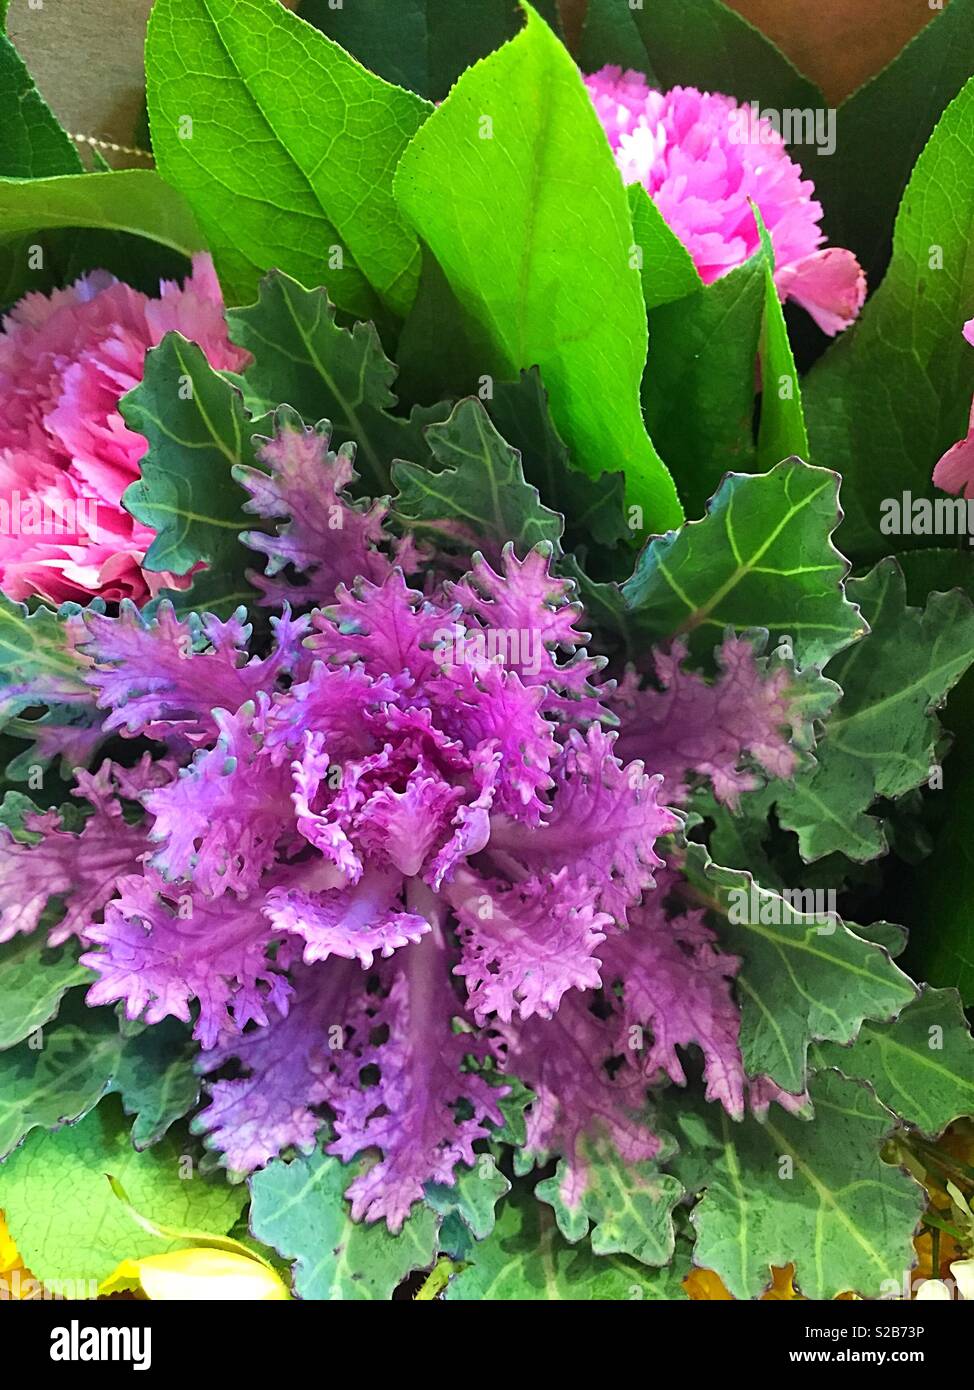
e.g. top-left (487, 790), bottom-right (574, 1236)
top-left (69, 132), bottom-right (154, 162)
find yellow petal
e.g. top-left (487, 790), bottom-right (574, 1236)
top-left (0, 1210), bottom-right (20, 1275)
top-left (133, 1248), bottom-right (290, 1301)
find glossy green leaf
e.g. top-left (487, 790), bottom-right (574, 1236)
top-left (394, 4), bottom-right (683, 531)
top-left (146, 0), bottom-right (430, 314)
top-left (227, 270), bottom-right (446, 495)
top-left (0, 12), bottom-right (82, 177)
top-left (392, 398), bottom-right (562, 558)
top-left (628, 183), bottom-right (702, 312)
top-left (0, 170), bottom-right (203, 255)
top-left (686, 843), bottom-right (917, 1094)
top-left (642, 258), bottom-right (763, 518)
top-left (300, 0), bottom-right (562, 101)
top-left (812, 987), bottom-right (974, 1138)
top-left (804, 77), bottom-right (974, 560)
top-left (622, 458), bottom-right (863, 667)
top-left (813, 0), bottom-right (974, 292)
top-left (773, 560), bottom-right (974, 862)
top-left (755, 210), bottom-right (808, 468)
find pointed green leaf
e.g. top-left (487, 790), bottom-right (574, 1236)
top-left (622, 459), bottom-right (863, 667)
top-left (248, 1148), bottom-right (437, 1300)
top-left (0, 1097), bottom-right (246, 1285)
top-left (804, 77), bottom-right (974, 559)
top-left (536, 1138), bottom-right (682, 1265)
top-left (754, 209), bottom-right (808, 468)
top-left (773, 560), bottom-right (974, 862)
top-left (227, 270), bottom-right (446, 495)
top-left (812, 987), bottom-right (974, 1138)
top-left (489, 369), bottom-right (630, 550)
top-left (686, 843), bottom-right (917, 1094)
top-left (300, 0), bottom-right (562, 101)
top-left (394, 4), bottom-right (683, 531)
top-left (0, 169), bottom-right (204, 256)
top-left (445, 1188), bottom-right (689, 1300)
top-left (0, 11), bottom-right (82, 177)
top-left (812, 0), bottom-right (974, 292)
top-left (392, 398), bottom-right (562, 557)
top-left (642, 259), bottom-right (763, 518)
top-left (670, 1072), bottom-right (925, 1300)
top-left (628, 183), bottom-right (702, 312)
top-left (120, 333), bottom-right (271, 617)
top-left (146, 0), bottom-right (431, 314)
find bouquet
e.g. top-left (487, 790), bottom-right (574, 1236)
top-left (1, 0), bottom-right (973, 1306)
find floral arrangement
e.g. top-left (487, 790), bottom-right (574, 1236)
top-left (0, 0), bottom-right (973, 1307)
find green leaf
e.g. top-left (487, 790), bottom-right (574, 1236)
top-left (622, 459), bottom-right (863, 667)
top-left (0, 1001), bottom-right (117, 1161)
top-left (227, 270), bottom-right (446, 495)
top-left (424, 1155), bottom-right (510, 1241)
top-left (120, 333), bottom-right (271, 617)
top-left (580, 0), bottom-right (823, 110)
top-left (686, 843), bottom-right (917, 1094)
top-left (628, 183), bottom-right (702, 312)
top-left (0, 593), bottom-right (90, 721)
top-left (0, 998), bottom-right (199, 1163)
top-left (812, 987), bottom-right (974, 1139)
top-left (300, 0), bottom-right (562, 102)
top-left (108, 1018), bottom-right (201, 1152)
top-left (642, 259), bottom-right (763, 518)
top-left (445, 1188), bottom-right (689, 1300)
top-left (489, 369), bottom-right (630, 550)
top-left (392, 398), bottom-right (562, 558)
top-left (0, 935), bottom-right (90, 1052)
top-left (803, 77), bottom-right (974, 560)
top-left (0, 13), bottom-right (82, 177)
top-left (0, 169), bottom-right (203, 256)
top-left (670, 1072), bottom-right (925, 1300)
top-left (248, 1148), bottom-right (437, 1300)
top-left (773, 560), bottom-right (974, 862)
top-left (146, 0), bottom-right (430, 315)
top-left (812, 0), bottom-right (974, 292)
top-left (394, 4), bottom-right (682, 531)
top-left (754, 209), bottom-right (808, 468)
top-left (0, 1097), bottom-right (246, 1285)
top-left (535, 1138), bottom-right (682, 1264)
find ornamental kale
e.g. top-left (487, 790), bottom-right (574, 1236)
top-left (1, 409), bottom-right (823, 1234)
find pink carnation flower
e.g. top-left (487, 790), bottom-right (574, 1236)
top-left (0, 254), bottom-right (248, 606)
top-left (932, 319), bottom-right (974, 498)
top-left (585, 67), bottom-right (866, 335)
